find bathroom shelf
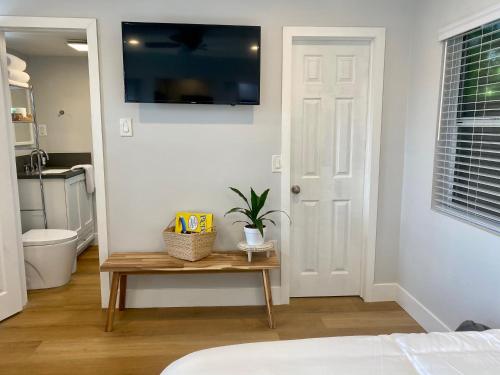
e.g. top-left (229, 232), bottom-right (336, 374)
top-left (10, 84), bottom-right (35, 147)
top-left (10, 82), bottom-right (48, 229)
top-left (9, 83), bottom-right (30, 90)
top-left (12, 120), bottom-right (34, 124)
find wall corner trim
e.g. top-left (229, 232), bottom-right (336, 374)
top-left (365, 283), bottom-right (453, 332)
top-left (396, 285), bottom-right (452, 332)
top-left (438, 3), bottom-right (500, 41)
top-left (365, 283), bottom-right (398, 302)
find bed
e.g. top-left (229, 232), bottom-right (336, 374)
top-left (162, 330), bottom-right (500, 374)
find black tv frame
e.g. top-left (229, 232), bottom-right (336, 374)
top-left (121, 21), bottom-right (261, 105)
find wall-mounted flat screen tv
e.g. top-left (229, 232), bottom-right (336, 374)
top-left (122, 22), bottom-right (261, 105)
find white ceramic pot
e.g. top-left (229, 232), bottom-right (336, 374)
top-left (244, 226), bottom-right (267, 246)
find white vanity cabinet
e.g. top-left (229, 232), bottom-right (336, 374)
top-left (18, 173), bottom-right (95, 254)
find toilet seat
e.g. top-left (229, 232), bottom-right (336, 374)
top-left (22, 229), bottom-right (78, 246)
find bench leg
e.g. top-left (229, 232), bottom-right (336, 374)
top-left (119, 274), bottom-right (127, 311)
top-left (262, 269), bottom-right (275, 328)
top-left (105, 272), bottom-right (120, 332)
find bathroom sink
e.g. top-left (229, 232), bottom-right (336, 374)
top-left (41, 168), bottom-right (70, 175)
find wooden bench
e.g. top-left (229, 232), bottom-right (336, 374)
top-left (100, 251), bottom-right (280, 332)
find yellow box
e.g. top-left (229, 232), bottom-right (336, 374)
top-left (175, 212), bottom-right (214, 233)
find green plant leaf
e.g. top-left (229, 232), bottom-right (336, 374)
top-left (226, 187), bottom-right (290, 229)
top-left (256, 188), bottom-right (269, 216)
top-left (262, 218), bottom-right (277, 226)
top-left (224, 207), bottom-right (247, 217)
top-left (231, 220), bottom-right (251, 226)
top-left (255, 219), bottom-right (265, 237)
top-left (229, 187), bottom-right (250, 209)
top-left (250, 188), bottom-right (259, 220)
top-left (258, 209), bottom-right (292, 223)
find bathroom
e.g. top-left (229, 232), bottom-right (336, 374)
top-left (7, 30), bottom-right (97, 292)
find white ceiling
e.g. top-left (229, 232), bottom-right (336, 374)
top-left (5, 30), bottom-right (87, 57)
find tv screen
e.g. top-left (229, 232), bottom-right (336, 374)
top-left (122, 22), bottom-right (261, 105)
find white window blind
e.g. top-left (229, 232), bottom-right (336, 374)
top-left (433, 19), bottom-right (500, 233)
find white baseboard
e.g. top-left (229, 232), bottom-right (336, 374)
top-left (114, 286), bottom-right (283, 309)
top-left (366, 283), bottom-right (398, 302)
top-left (364, 283), bottom-right (451, 332)
top-left (396, 285), bottom-right (451, 332)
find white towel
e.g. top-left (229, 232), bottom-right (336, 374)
top-left (71, 164), bottom-right (95, 194)
top-left (8, 69), bottom-right (30, 83)
top-left (9, 79), bottom-right (29, 88)
top-left (7, 53), bottom-right (26, 71)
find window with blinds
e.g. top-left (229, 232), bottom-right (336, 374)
top-left (433, 19), bottom-right (500, 233)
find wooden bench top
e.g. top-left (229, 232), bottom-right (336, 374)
top-left (100, 250), bottom-right (280, 273)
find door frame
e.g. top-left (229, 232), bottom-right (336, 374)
top-left (280, 27), bottom-right (386, 304)
top-left (0, 32), bottom-right (24, 319)
top-left (0, 16), bottom-right (110, 307)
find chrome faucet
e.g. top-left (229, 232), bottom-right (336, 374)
top-left (30, 148), bottom-right (49, 172)
top-left (40, 149), bottom-right (49, 165)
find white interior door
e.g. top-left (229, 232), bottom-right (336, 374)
top-left (0, 31), bottom-right (26, 320)
top-left (290, 39), bottom-right (370, 297)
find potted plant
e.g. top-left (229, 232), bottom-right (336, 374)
top-left (225, 187), bottom-right (290, 246)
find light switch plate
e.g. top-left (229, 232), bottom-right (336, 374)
top-left (38, 124), bottom-right (47, 137)
top-left (120, 118), bottom-right (133, 137)
top-left (272, 155), bottom-right (282, 173)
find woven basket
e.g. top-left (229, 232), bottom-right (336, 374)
top-left (162, 225), bottom-right (216, 261)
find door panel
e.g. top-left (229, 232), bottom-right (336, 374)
top-left (334, 99), bottom-right (353, 175)
top-left (65, 176), bottom-right (95, 252)
top-left (78, 179), bottom-right (93, 228)
top-left (331, 200), bottom-right (350, 272)
top-left (301, 99), bottom-right (321, 177)
top-left (0, 31), bottom-right (24, 320)
top-left (65, 178), bottom-right (82, 234)
top-left (291, 40), bottom-right (370, 297)
top-left (301, 200), bottom-right (320, 274)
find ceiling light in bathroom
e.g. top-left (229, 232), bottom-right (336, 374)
top-left (67, 40), bottom-right (88, 52)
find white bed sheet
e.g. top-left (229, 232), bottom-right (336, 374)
top-left (162, 330), bottom-right (500, 375)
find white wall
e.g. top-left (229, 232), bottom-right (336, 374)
top-left (400, 0), bottom-right (500, 329)
top-left (27, 56), bottom-right (92, 153)
top-left (0, 0), bottom-right (414, 306)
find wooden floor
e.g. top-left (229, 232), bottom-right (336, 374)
top-left (0, 246), bottom-right (423, 375)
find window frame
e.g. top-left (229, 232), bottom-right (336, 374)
top-left (432, 16), bottom-right (500, 235)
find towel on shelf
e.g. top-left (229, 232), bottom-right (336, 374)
top-left (9, 79), bottom-right (29, 88)
top-left (71, 164), bottom-right (95, 194)
top-left (7, 53), bottom-right (27, 71)
top-left (8, 69), bottom-right (30, 84)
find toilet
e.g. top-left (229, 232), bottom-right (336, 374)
top-left (22, 229), bottom-right (78, 290)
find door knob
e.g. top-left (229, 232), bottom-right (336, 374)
top-left (291, 185), bottom-right (301, 194)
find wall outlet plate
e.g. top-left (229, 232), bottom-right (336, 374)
top-left (120, 118), bottom-right (133, 137)
top-left (272, 155), bottom-right (282, 173)
top-left (38, 124), bottom-right (47, 137)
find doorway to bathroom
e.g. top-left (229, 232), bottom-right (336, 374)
top-left (0, 17), bottom-right (108, 321)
